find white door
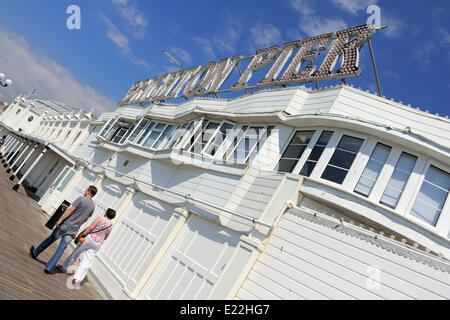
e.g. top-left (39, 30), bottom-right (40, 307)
top-left (64, 169), bottom-right (98, 204)
top-left (137, 215), bottom-right (240, 300)
top-left (97, 193), bottom-right (175, 293)
top-left (80, 178), bottom-right (126, 231)
top-left (40, 166), bottom-right (76, 212)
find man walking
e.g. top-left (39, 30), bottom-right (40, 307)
top-left (30, 186), bottom-right (97, 274)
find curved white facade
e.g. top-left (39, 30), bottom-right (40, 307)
top-left (1, 85), bottom-right (449, 300)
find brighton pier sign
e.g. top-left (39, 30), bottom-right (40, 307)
top-left (119, 24), bottom-right (377, 106)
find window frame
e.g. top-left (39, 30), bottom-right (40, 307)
top-left (187, 119), bottom-right (222, 155)
top-left (201, 120), bottom-right (236, 158)
top-left (405, 159), bottom-right (450, 236)
top-left (139, 122), bottom-right (169, 149)
top-left (126, 118), bottom-right (150, 144)
top-left (224, 124), bottom-right (273, 164)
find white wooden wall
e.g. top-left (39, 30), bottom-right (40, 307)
top-left (236, 207), bottom-right (450, 300)
top-left (137, 215), bottom-right (240, 300)
top-left (96, 192), bottom-right (174, 294)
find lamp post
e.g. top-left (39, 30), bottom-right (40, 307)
top-left (0, 73), bottom-right (13, 88)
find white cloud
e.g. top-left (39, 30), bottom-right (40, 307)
top-left (300, 18), bottom-right (348, 37)
top-left (0, 29), bottom-right (116, 114)
top-left (167, 46), bottom-right (192, 65)
top-left (439, 28), bottom-right (450, 46)
top-left (102, 15), bottom-right (149, 68)
top-left (112, 0), bottom-right (148, 39)
top-left (414, 43), bottom-right (436, 65)
top-left (194, 37), bottom-right (216, 61)
top-left (381, 14), bottom-right (406, 38)
top-left (332, 0), bottom-right (378, 15)
top-left (289, 0), bottom-right (348, 37)
top-left (250, 24), bottom-right (282, 48)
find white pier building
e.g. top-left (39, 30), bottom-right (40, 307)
top-left (1, 85), bottom-right (449, 300)
top-left (0, 24), bottom-right (449, 299)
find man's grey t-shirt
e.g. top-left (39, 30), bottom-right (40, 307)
top-left (62, 196), bottom-right (95, 230)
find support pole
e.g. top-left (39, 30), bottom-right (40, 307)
top-left (13, 146), bottom-right (48, 191)
top-left (368, 39), bottom-right (382, 97)
top-left (9, 143), bottom-right (39, 181)
top-left (3, 137), bottom-right (21, 164)
top-left (5, 138), bottom-right (26, 168)
top-left (7, 141), bottom-right (31, 174)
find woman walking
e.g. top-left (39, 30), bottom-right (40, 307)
top-left (57, 208), bottom-right (116, 287)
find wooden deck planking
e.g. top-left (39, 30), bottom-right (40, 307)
top-left (0, 168), bottom-right (106, 300)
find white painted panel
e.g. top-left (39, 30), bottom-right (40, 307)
top-left (236, 209), bottom-right (450, 300)
top-left (138, 215), bottom-right (240, 300)
top-left (96, 193), bottom-right (174, 292)
top-left (65, 169), bottom-right (97, 203)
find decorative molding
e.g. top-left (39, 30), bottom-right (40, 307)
top-left (291, 207), bottom-right (450, 274)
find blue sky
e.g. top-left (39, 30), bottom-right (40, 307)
top-left (0, 0), bottom-right (448, 117)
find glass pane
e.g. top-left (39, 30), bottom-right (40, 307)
top-left (137, 122), bottom-right (156, 144)
top-left (299, 161), bottom-right (317, 177)
top-left (410, 166), bottom-right (450, 226)
top-left (299, 131), bottom-right (333, 177)
top-left (354, 176), bottom-right (374, 197)
top-left (53, 168), bottom-right (69, 188)
top-left (142, 131), bottom-right (161, 148)
top-left (321, 166), bottom-right (348, 184)
top-left (277, 159), bottom-right (299, 173)
top-left (247, 126), bottom-right (274, 164)
top-left (205, 123), bottom-right (234, 156)
top-left (290, 131), bottom-right (315, 144)
top-left (112, 128), bottom-right (128, 143)
top-left (308, 146), bottom-right (326, 162)
top-left (57, 171), bottom-right (75, 192)
top-left (380, 152), bottom-right (417, 209)
top-left (410, 200), bottom-right (441, 226)
top-left (425, 166), bottom-right (450, 191)
top-left (329, 149), bottom-right (358, 170)
top-left (276, 130), bottom-right (315, 173)
top-left (354, 144), bottom-right (391, 197)
top-left (153, 125), bottom-right (175, 149)
top-left (337, 136), bottom-right (364, 153)
top-left (223, 126), bottom-right (248, 161)
top-left (321, 135), bottom-right (363, 184)
top-left (128, 119), bottom-right (149, 142)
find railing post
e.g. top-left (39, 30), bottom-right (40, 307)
top-left (9, 143), bottom-right (39, 182)
top-left (13, 146), bottom-right (49, 192)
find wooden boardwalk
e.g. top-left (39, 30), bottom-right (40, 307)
top-left (0, 167), bottom-right (107, 300)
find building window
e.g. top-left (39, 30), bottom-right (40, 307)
top-left (189, 121), bottom-right (221, 154)
top-left (410, 166), bottom-right (450, 226)
top-left (380, 152), bottom-right (417, 209)
top-left (227, 126), bottom-right (274, 164)
top-left (136, 121), bottom-right (156, 145)
top-left (127, 118), bottom-right (150, 143)
top-left (300, 131), bottom-right (334, 177)
top-left (153, 125), bottom-right (175, 149)
top-left (246, 126), bottom-right (274, 164)
top-left (276, 130), bottom-right (315, 173)
top-left (223, 126), bottom-right (248, 161)
top-left (354, 143), bottom-right (392, 197)
top-left (99, 118), bottom-right (117, 138)
top-left (141, 123), bottom-right (167, 149)
top-left (321, 135), bottom-right (364, 184)
top-left (111, 128), bottom-right (129, 143)
top-left (204, 122), bottom-right (235, 157)
top-left (166, 121), bottom-right (195, 150)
